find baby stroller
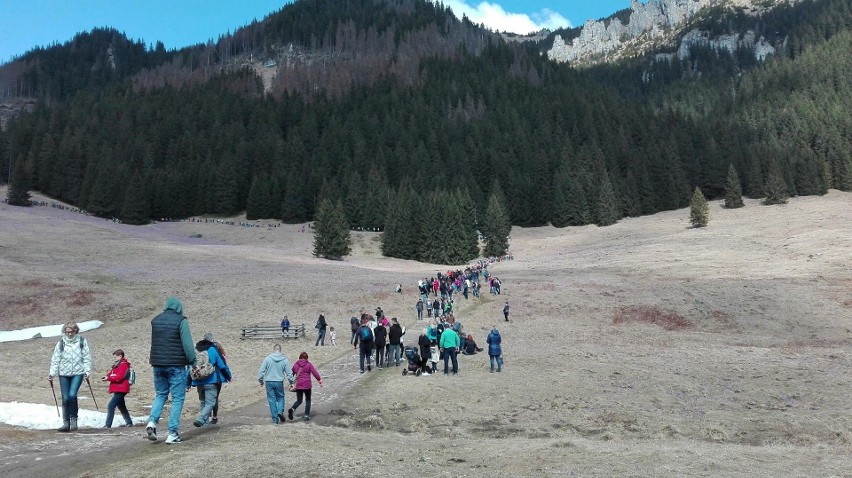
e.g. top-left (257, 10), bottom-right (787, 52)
top-left (402, 346), bottom-right (422, 376)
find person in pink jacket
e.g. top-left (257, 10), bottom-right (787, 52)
top-left (287, 352), bottom-right (323, 421)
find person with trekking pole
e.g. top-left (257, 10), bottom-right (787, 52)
top-left (48, 321), bottom-right (93, 432)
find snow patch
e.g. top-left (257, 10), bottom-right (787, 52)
top-left (0, 320), bottom-right (103, 343)
top-left (0, 402), bottom-right (146, 430)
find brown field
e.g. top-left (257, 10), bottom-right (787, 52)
top-left (0, 186), bottom-right (850, 477)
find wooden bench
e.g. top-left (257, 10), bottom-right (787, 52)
top-left (240, 323), bottom-right (305, 340)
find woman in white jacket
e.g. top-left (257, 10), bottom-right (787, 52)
top-left (48, 321), bottom-right (92, 432)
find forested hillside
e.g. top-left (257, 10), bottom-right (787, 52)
top-left (1, 0), bottom-right (849, 263)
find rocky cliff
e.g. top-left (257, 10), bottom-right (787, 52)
top-left (547, 0), bottom-right (789, 65)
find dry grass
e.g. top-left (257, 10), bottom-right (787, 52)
top-left (612, 305), bottom-right (691, 330)
top-left (0, 188), bottom-right (850, 477)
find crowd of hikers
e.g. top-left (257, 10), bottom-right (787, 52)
top-left (43, 255), bottom-right (510, 441)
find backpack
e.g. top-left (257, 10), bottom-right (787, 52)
top-left (124, 367), bottom-right (136, 386)
top-left (190, 349), bottom-right (215, 380)
top-left (350, 317), bottom-right (359, 332)
top-left (359, 325), bottom-right (373, 342)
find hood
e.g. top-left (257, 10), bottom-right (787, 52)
top-left (164, 296), bottom-right (183, 314)
top-left (294, 358), bottom-right (309, 368)
top-left (269, 352), bottom-right (286, 362)
top-left (195, 339), bottom-right (215, 351)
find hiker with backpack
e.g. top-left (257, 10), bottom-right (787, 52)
top-left (102, 349), bottom-right (133, 428)
top-left (356, 316), bottom-right (375, 373)
top-left (202, 332), bottom-right (228, 425)
top-left (349, 316), bottom-right (359, 346)
top-left (373, 320), bottom-right (387, 369)
top-left (187, 334), bottom-right (232, 428)
top-left (287, 352), bottom-right (323, 421)
top-left (48, 321), bottom-right (93, 432)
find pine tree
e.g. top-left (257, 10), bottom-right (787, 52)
top-left (482, 192), bottom-right (510, 257)
top-left (690, 187), bottom-right (709, 228)
top-left (762, 169), bottom-right (789, 205)
top-left (724, 164), bottom-right (744, 209)
top-left (313, 198), bottom-right (351, 260)
top-left (595, 174), bottom-right (621, 227)
top-left (6, 158), bottom-right (31, 206)
top-left (120, 171), bottom-right (150, 225)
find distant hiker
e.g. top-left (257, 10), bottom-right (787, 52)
top-left (418, 328), bottom-right (432, 375)
top-left (315, 314), bottom-right (327, 346)
top-left (487, 327), bottom-right (503, 373)
top-left (49, 321), bottom-right (93, 432)
top-left (396, 283), bottom-right (402, 293)
top-left (329, 326), bottom-right (337, 346)
top-left (374, 320), bottom-right (388, 369)
top-left (287, 352), bottom-right (323, 421)
top-left (257, 344), bottom-right (295, 424)
top-left (102, 349), bottom-right (132, 428)
top-left (387, 318), bottom-right (404, 367)
top-left (187, 334), bottom-right (231, 428)
top-left (357, 317), bottom-right (375, 373)
top-left (281, 317), bottom-right (290, 334)
top-left (416, 299), bottom-right (424, 320)
top-left (349, 316), bottom-right (359, 346)
top-left (503, 301), bottom-right (510, 322)
top-left (146, 296), bottom-right (196, 444)
top-left (432, 298), bottom-right (440, 319)
top-left (425, 299), bottom-right (433, 318)
top-left (439, 322), bottom-right (460, 376)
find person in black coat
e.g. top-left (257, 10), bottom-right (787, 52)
top-left (373, 323), bottom-right (387, 369)
top-left (418, 328), bottom-right (431, 375)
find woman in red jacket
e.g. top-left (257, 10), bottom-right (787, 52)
top-left (102, 349), bottom-right (133, 428)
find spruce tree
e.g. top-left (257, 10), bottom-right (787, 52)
top-left (313, 198), bottom-right (351, 260)
top-left (724, 164), bottom-right (744, 209)
top-left (482, 192), bottom-right (510, 257)
top-left (6, 159), bottom-right (31, 206)
top-left (120, 171), bottom-right (150, 225)
top-left (690, 187), bottom-right (710, 228)
top-left (595, 175), bottom-right (621, 227)
top-left (762, 169), bottom-right (789, 205)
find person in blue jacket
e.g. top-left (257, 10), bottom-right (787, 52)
top-left (187, 337), bottom-right (232, 427)
top-left (486, 326), bottom-right (503, 373)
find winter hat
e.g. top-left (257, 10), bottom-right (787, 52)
top-left (204, 332), bottom-right (215, 342)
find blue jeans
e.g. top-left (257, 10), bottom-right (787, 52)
top-left (264, 381), bottom-right (286, 423)
top-left (106, 392), bottom-right (131, 427)
top-left (490, 355), bottom-right (503, 370)
top-left (148, 366), bottom-right (187, 434)
top-left (58, 374), bottom-right (84, 420)
top-left (195, 383), bottom-right (219, 425)
top-left (443, 348), bottom-right (458, 374)
top-left (387, 344), bottom-right (401, 366)
top-left (315, 328), bottom-right (326, 346)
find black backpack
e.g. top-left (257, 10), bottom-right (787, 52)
top-left (58, 336), bottom-right (86, 352)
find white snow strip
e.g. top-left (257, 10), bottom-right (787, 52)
top-left (0, 320), bottom-right (103, 343)
top-left (0, 402), bottom-right (146, 430)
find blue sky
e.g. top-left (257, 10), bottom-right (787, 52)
top-left (0, 1), bottom-right (631, 64)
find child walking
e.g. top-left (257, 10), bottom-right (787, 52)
top-left (329, 327), bottom-right (337, 346)
top-left (102, 349), bottom-right (133, 428)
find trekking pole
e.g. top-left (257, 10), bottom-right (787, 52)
top-left (49, 380), bottom-right (60, 417)
top-left (86, 377), bottom-right (99, 411)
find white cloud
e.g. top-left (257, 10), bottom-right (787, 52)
top-left (440, 1), bottom-right (571, 34)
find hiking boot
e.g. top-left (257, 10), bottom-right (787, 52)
top-left (497, 367), bottom-right (501, 372)
top-left (146, 422), bottom-right (157, 441)
top-left (210, 417), bottom-right (218, 425)
top-left (288, 409), bottom-right (294, 421)
top-left (303, 415), bottom-right (311, 421)
top-left (490, 367), bottom-right (494, 373)
top-left (69, 418), bottom-right (78, 431)
top-left (360, 370), bottom-right (365, 374)
top-left (367, 366), bottom-right (372, 372)
top-left (277, 412), bottom-right (286, 423)
top-left (165, 433), bottom-right (182, 444)
top-left (58, 420), bottom-right (70, 432)
top-left (193, 420), bottom-right (204, 427)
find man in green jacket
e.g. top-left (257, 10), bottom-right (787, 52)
top-left (439, 326), bottom-right (460, 376)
